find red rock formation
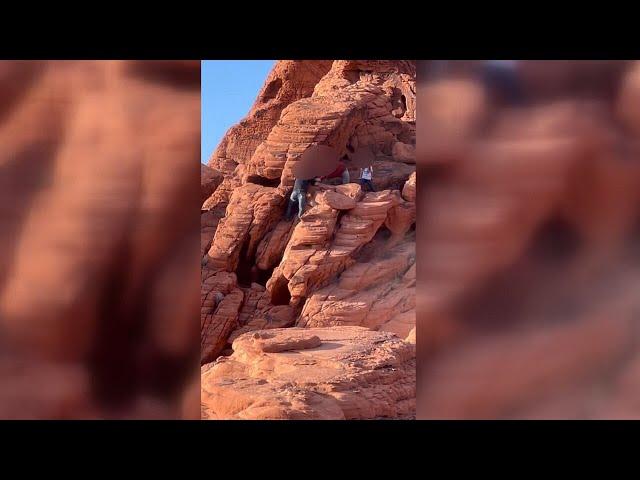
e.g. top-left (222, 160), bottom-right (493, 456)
top-left (201, 60), bottom-right (416, 418)
top-left (209, 61), bottom-right (333, 170)
top-left (298, 239), bottom-right (415, 341)
top-left (200, 205), bottom-right (226, 259)
top-left (242, 60), bottom-right (416, 189)
top-left (207, 61), bottom-right (333, 208)
top-left (200, 269), bottom-right (243, 363)
top-left (201, 164), bottom-right (223, 205)
top-left (266, 188), bottom-right (409, 306)
top-left (201, 327), bottom-right (415, 420)
top-left (205, 183), bottom-right (285, 272)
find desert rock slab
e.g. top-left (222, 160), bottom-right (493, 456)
top-left (201, 326), bottom-right (415, 419)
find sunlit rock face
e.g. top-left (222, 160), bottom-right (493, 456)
top-left (201, 60), bottom-right (416, 419)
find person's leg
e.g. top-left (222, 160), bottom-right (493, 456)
top-left (298, 191), bottom-right (306, 219)
top-left (342, 169), bottom-right (350, 184)
top-left (285, 199), bottom-right (294, 220)
top-left (285, 190), bottom-right (297, 220)
top-left (365, 179), bottom-right (375, 192)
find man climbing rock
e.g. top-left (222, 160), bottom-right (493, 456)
top-left (359, 164), bottom-right (375, 192)
top-left (285, 177), bottom-right (310, 220)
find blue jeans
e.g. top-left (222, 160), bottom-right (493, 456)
top-left (285, 189), bottom-right (306, 219)
top-left (360, 178), bottom-right (375, 192)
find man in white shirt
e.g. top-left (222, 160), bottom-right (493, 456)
top-left (359, 165), bottom-right (375, 192)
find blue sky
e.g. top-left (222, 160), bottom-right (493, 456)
top-left (201, 60), bottom-right (276, 164)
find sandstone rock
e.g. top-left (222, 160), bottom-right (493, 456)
top-left (206, 183), bottom-right (285, 271)
top-left (228, 283), bottom-right (295, 342)
top-left (202, 165), bottom-right (243, 211)
top-left (392, 141), bottom-right (416, 164)
top-left (405, 327), bottom-right (416, 344)
top-left (316, 189), bottom-right (356, 210)
top-left (200, 204), bottom-right (226, 258)
top-left (298, 241), bottom-right (415, 339)
top-left (255, 220), bottom-right (296, 271)
top-left (266, 189), bottom-right (402, 305)
top-left (201, 61), bottom-right (417, 419)
top-left (234, 61), bottom-right (416, 189)
top-left (200, 269), bottom-right (244, 364)
top-left (335, 182), bottom-right (363, 201)
top-left (385, 200), bottom-right (416, 240)
top-left (208, 60), bottom-right (333, 171)
top-left (371, 160), bottom-right (415, 191)
top-left (201, 326), bottom-right (415, 420)
top-left (402, 171), bottom-right (416, 203)
top-left (201, 164), bottom-right (223, 205)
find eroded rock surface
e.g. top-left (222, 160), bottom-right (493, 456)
top-left (201, 327), bottom-right (415, 420)
top-left (201, 164), bottom-right (223, 205)
top-left (298, 239), bottom-right (415, 341)
top-left (201, 60), bottom-right (416, 419)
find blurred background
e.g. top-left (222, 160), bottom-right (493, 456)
top-left (416, 60), bottom-right (640, 418)
top-left (0, 60), bottom-right (201, 419)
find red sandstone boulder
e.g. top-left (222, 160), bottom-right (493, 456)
top-left (392, 141), bottom-right (416, 164)
top-left (298, 240), bottom-right (415, 339)
top-left (201, 164), bottom-right (223, 205)
top-left (402, 172), bottom-right (416, 203)
top-left (201, 327), bottom-right (415, 420)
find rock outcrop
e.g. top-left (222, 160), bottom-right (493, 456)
top-left (266, 187), bottom-right (412, 306)
top-left (201, 60), bottom-right (416, 419)
top-left (209, 61), bottom-right (333, 171)
top-left (239, 60), bottom-right (416, 190)
top-left (201, 164), bottom-right (223, 205)
top-left (207, 61), bottom-right (334, 209)
top-left (201, 326), bottom-right (415, 420)
top-left (298, 239), bottom-right (415, 341)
